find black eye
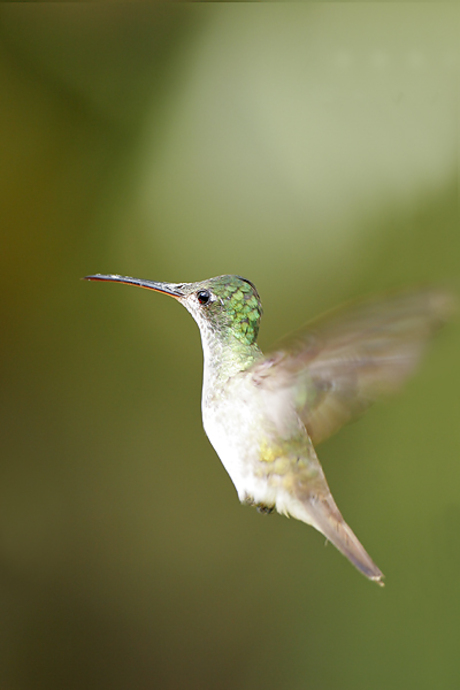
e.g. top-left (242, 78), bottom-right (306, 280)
top-left (197, 290), bottom-right (211, 305)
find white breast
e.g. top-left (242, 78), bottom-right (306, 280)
top-left (201, 376), bottom-right (278, 506)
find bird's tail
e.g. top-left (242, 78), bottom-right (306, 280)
top-left (290, 491), bottom-right (384, 585)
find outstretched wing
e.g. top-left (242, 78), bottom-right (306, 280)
top-left (250, 287), bottom-right (454, 446)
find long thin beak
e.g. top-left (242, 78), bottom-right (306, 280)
top-left (83, 274), bottom-right (184, 298)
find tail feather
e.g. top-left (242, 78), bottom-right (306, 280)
top-left (291, 492), bottom-right (384, 585)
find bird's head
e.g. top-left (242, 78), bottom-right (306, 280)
top-left (84, 274), bottom-right (263, 346)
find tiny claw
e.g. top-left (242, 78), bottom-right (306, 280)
top-left (257, 505), bottom-right (275, 515)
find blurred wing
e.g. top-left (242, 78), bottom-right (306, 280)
top-left (251, 288), bottom-right (454, 446)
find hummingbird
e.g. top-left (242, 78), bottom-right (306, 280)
top-left (84, 273), bottom-right (453, 584)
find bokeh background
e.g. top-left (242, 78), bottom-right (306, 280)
top-left (1, 4), bottom-right (459, 689)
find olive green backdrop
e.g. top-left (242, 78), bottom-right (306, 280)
top-left (0, 4), bottom-right (459, 689)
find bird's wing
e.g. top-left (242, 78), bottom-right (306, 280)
top-left (250, 287), bottom-right (454, 446)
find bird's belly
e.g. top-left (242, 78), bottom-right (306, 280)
top-left (202, 397), bottom-right (278, 507)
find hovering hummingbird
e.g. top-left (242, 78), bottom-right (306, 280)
top-left (85, 273), bottom-right (453, 584)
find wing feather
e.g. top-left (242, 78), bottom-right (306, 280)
top-left (251, 287), bottom-right (454, 445)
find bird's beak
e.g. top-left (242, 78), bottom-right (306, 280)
top-left (83, 274), bottom-right (184, 299)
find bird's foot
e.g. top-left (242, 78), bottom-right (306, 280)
top-left (242, 495), bottom-right (275, 514)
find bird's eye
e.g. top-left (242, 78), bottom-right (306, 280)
top-left (197, 290), bottom-right (211, 305)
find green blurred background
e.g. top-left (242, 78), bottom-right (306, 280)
top-left (0, 4), bottom-right (459, 689)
